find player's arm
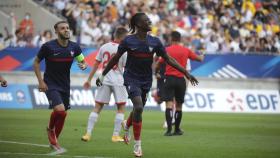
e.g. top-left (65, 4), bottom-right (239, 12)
top-left (155, 38), bottom-right (198, 86)
top-left (192, 49), bottom-right (205, 62)
top-left (95, 53), bottom-right (122, 86)
top-left (0, 75), bottom-right (7, 87)
top-left (83, 59), bottom-right (101, 89)
top-left (154, 57), bottom-right (162, 79)
top-left (75, 53), bottom-right (87, 70)
top-left (96, 39), bottom-right (127, 87)
top-left (195, 54), bottom-right (204, 62)
top-left (33, 56), bottom-right (48, 92)
top-left (161, 53), bottom-right (198, 86)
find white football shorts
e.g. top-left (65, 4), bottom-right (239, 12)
top-left (95, 85), bottom-right (127, 104)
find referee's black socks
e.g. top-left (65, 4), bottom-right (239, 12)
top-left (174, 111), bottom-right (182, 131)
top-left (165, 108), bottom-right (173, 132)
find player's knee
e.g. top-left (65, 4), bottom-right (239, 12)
top-left (134, 106), bottom-right (143, 115)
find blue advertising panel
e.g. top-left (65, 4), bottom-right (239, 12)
top-left (191, 54), bottom-right (280, 78)
top-left (0, 47), bottom-right (97, 73)
top-left (0, 84), bottom-right (32, 109)
top-left (1, 47), bottom-right (279, 78)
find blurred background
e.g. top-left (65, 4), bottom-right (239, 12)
top-left (0, 0), bottom-right (279, 113)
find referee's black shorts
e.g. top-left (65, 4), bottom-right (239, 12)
top-left (161, 75), bottom-right (186, 104)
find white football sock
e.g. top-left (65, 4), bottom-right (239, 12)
top-left (86, 112), bottom-right (99, 135)
top-left (113, 113), bottom-right (124, 136)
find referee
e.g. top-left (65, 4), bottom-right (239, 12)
top-left (158, 31), bottom-right (204, 136)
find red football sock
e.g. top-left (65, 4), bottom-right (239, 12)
top-left (48, 111), bottom-right (56, 130)
top-left (132, 121), bottom-right (142, 141)
top-left (126, 112), bottom-right (133, 128)
top-left (54, 111), bottom-right (67, 138)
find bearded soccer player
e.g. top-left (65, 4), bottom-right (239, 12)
top-left (33, 21), bottom-right (87, 152)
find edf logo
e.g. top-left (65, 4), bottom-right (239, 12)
top-left (246, 94), bottom-right (278, 110)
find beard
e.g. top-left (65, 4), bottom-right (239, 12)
top-left (59, 32), bottom-right (70, 40)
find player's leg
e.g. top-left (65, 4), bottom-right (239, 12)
top-left (130, 95), bottom-right (143, 157)
top-left (112, 86), bottom-right (126, 142)
top-left (82, 85), bottom-right (109, 141)
top-left (81, 102), bottom-right (104, 141)
top-left (54, 91), bottom-right (70, 139)
top-left (173, 77), bottom-right (186, 135)
top-left (45, 90), bottom-right (67, 150)
top-left (165, 101), bottom-right (174, 136)
top-left (161, 76), bottom-right (175, 136)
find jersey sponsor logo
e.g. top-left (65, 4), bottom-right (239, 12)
top-left (54, 53), bottom-right (61, 56)
top-left (130, 48), bottom-right (138, 51)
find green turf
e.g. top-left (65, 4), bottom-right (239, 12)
top-left (0, 109), bottom-right (280, 158)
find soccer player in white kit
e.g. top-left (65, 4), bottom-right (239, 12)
top-left (81, 27), bottom-right (128, 142)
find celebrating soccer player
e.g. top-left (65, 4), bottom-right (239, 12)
top-left (96, 13), bottom-right (198, 157)
top-left (33, 21), bottom-right (87, 153)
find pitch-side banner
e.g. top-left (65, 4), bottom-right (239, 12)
top-left (0, 84), bottom-right (32, 109)
top-left (29, 85), bottom-right (161, 110)
top-left (178, 88), bottom-right (280, 113)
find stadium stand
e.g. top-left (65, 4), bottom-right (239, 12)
top-left (0, 0), bottom-right (279, 54)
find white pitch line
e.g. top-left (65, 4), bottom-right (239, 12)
top-left (0, 140), bottom-right (113, 158)
top-left (0, 152), bottom-right (111, 158)
top-left (0, 140), bottom-right (50, 148)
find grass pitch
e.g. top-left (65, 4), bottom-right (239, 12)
top-left (0, 109), bottom-right (279, 158)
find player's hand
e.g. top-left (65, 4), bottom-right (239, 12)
top-left (186, 74), bottom-right (198, 86)
top-left (0, 80), bottom-right (7, 87)
top-left (155, 72), bottom-right (161, 80)
top-left (38, 81), bottom-right (48, 92)
top-left (96, 75), bottom-right (104, 87)
top-left (78, 62), bottom-right (87, 70)
top-left (83, 81), bottom-right (91, 90)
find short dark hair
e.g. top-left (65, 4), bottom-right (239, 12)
top-left (54, 21), bottom-right (69, 30)
top-left (171, 31), bottom-right (181, 42)
top-left (114, 27), bottom-right (128, 39)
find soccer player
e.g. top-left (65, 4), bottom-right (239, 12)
top-left (159, 31), bottom-right (204, 136)
top-left (96, 13), bottom-right (198, 157)
top-left (81, 27), bottom-right (128, 142)
top-left (33, 21), bottom-right (87, 152)
top-left (0, 75), bottom-right (7, 87)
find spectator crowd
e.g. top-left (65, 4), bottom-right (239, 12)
top-left (0, 0), bottom-right (279, 55)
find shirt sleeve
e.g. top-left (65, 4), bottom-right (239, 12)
top-left (95, 46), bottom-right (103, 62)
top-left (187, 48), bottom-right (198, 60)
top-left (155, 38), bottom-right (167, 57)
top-left (74, 44), bottom-right (82, 57)
top-left (117, 38), bottom-right (129, 56)
top-left (37, 44), bottom-right (48, 61)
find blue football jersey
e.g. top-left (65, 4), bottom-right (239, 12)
top-left (37, 39), bottom-right (82, 92)
top-left (117, 34), bottom-right (167, 80)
